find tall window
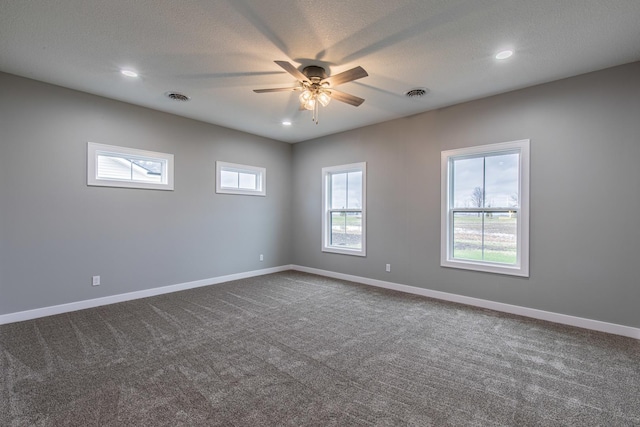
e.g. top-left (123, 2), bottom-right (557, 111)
top-left (87, 142), bottom-right (174, 190)
top-left (441, 140), bottom-right (529, 277)
top-left (216, 161), bottom-right (266, 196)
top-left (322, 162), bottom-right (366, 256)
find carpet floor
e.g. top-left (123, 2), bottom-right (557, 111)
top-left (1, 271), bottom-right (639, 426)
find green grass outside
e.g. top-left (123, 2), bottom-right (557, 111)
top-left (453, 248), bottom-right (516, 264)
top-left (453, 214), bottom-right (517, 264)
top-left (331, 212), bottom-right (518, 263)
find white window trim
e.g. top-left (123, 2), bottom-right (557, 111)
top-left (322, 162), bottom-right (367, 257)
top-left (441, 139), bottom-right (530, 277)
top-left (87, 142), bottom-right (174, 190)
top-left (216, 161), bottom-right (266, 196)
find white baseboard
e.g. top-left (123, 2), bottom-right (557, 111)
top-left (0, 265), bottom-right (292, 325)
top-left (291, 265), bottom-right (640, 340)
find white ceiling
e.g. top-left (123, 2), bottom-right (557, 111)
top-left (2, 1), bottom-right (640, 143)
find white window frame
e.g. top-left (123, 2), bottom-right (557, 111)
top-left (216, 161), bottom-right (266, 196)
top-left (87, 142), bottom-right (174, 190)
top-left (322, 162), bottom-right (367, 256)
top-left (441, 139), bottom-right (530, 277)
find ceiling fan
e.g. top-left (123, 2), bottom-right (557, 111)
top-left (253, 60), bottom-right (368, 124)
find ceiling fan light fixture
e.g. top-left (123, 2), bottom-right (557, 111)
top-left (317, 91), bottom-right (331, 107)
top-left (299, 89), bottom-right (313, 103)
top-left (303, 98), bottom-right (316, 110)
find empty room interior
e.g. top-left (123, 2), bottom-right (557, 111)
top-left (1, 1), bottom-right (639, 425)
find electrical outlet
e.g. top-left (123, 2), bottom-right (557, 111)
top-left (385, 264), bottom-right (391, 273)
top-left (259, 254), bottom-right (264, 262)
top-left (92, 275), bottom-right (100, 286)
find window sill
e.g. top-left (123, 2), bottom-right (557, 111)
top-left (441, 258), bottom-right (529, 277)
top-left (322, 247), bottom-right (367, 257)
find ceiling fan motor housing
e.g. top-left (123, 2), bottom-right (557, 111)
top-left (302, 66), bottom-right (327, 81)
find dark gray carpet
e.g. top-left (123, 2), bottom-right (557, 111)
top-left (1, 271), bottom-right (639, 426)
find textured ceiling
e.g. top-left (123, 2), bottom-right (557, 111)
top-left (1, 1), bottom-right (640, 143)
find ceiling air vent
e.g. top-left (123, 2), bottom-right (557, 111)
top-left (165, 92), bottom-right (190, 102)
top-left (405, 88), bottom-right (429, 98)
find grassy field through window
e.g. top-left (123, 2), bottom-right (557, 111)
top-left (453, 213), bottom-right (517, 264)
top-left (330, 212), bottom-right (362, 249)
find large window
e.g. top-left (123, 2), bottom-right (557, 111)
top-left (87, 142), bottom-right (174, 190)
top-left (441, 140), bottom-right (529, 277)
top-left (216, 161), bottom-right (266, 196)
top-left (322, 162), bottom-right (366, 256)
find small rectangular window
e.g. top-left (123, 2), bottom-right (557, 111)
top-left (441, 140), bottom-right (529, 277)
top-left (322, 162), bottom-right (366, 256)
top-left (216, 161), bottom-right (266, 196)
top-left (87, 142), bottom-right (174, 190)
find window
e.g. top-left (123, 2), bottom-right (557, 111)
top-left (216, 161), bottom-right (266, 196)
top-left (322, 162), bottom-right (366, 256)
top-left (441, 139), bottom-right (529, 277)
top-left (87, 142), bottom-right (174, 190)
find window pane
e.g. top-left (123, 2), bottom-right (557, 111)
top-left (216, 162), bottom-right (266, 196)
top-left (485, 153), bottom-right (519, 208)
top-left (484, 212), bottom-right (517, 264)
top-left (238, 172), bottom-right (257, 190)
top-left (452, 157), bottom-right (484, 208)
top-left (453, 212), bottom-right (483, 261)
top-left (453, 211), bottom-right (517, 264)
top-left (220, 170), bottom-right (238, 188)
top-left (97, 155), bottom-right (131, 180)
top-left (97, 154), bottom-right (161, 183)
top-left (347, 171), bottom-right (362, 209)
top-left (331, 173), bottom-right (347, 209)
top-left (131, 159), bottom-right (163, 175)
top-left (330, 211), bottom-right (362, 249)
top-left (130, 159), bottom-right (162, 183)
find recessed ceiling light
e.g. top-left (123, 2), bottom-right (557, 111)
top-left (495, 50), bottom-right (513, 60)
top-left (282, 121), bottom-right (292, 126)
top-left (120, 69), bottom-right (138, 78)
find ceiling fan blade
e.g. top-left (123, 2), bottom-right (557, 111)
top-left (253, 87), bottom-right (299, 93)
top-left (274, 60), bottom-right (309, 82)
top-left (323, 66), bottom-right (368, 87)
top-left (328, 89), bottom-right (365, 107)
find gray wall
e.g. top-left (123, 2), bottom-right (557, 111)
top-left (3, 62), bottom-right (639, 329)
top-left (0, 73), bottom-right (292, 315)
top-left (292, 62), bottom-right (640, 328)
